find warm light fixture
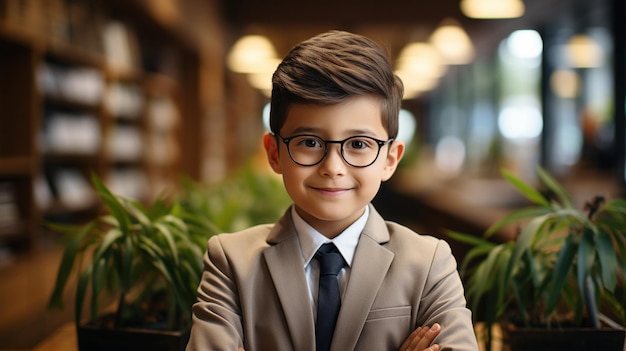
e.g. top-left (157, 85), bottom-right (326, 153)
top-left (227, 35), bottom-right (278, 74)
top-left (395, 42), bottom-right (445, 99)
top-left (550, 69), bottom-right (580, 98)
top-left (396, 70), bottom-right (439, 99)
top-left (396, 42), bottom-right (446, 79)
top-left (460, 0), bottom-right (525, 19)
top-left (247, 58), bottom-right (281, 97)
top-left (429, 18), bottom-right (475, 65)
top-left (565, 34), bottom-right (604, 68)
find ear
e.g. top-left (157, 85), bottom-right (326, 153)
top-left (381, 140), bottom-right (405, 182)
top-left (264, 132), bottom-right (283, 174)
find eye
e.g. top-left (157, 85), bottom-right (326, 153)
top-left (293, 136), bottom-right (324, 149)
top-left (304, 138), bottom-right (320, 148)
top-left (346, 137), bottom-right (374, 150)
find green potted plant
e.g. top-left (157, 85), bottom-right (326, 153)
top-left (448, 167), bottom-right (626, 351)
top-left (47, 174), bottom-right (217, 351)
top-left (177, 161), bottom-right (292, 233)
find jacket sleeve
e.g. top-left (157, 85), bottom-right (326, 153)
top-left (416, 239), bottom-right (479, 351)
top-left (186, 235), bottom-right (244, 351)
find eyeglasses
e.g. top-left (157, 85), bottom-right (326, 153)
top-left (276, 134), bottom-right (394, 168)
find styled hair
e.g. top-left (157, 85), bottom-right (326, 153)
top-left (270, 30), bottom-right (404, 138)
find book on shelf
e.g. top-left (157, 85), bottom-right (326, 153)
top-left (146, 96), bottom-right (180, 166)
top-left (38, 61), bottom-right (105, 106)
top-left (40, 169), bottom-right (97, 212)
top-left (148, 96), bottom-right (179, 131)
top-left (34, 174), bottom-right (52, 211)
top-left (43, 113), bottom-right (101, 155)
top-left (107, 167), bottom-right (148, 201)
top-left (105, 82), bottom-right (144, 119)
top-left (54, 169), bottom-right (96, 210)
top-left (105, 125), bottom-right (143, 162)
top-left (102, 20), bottom-right (141, 74)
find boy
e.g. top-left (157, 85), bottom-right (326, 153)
top-left (187, 30), bottom-right (478, 351)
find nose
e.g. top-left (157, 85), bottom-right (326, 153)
top-left (318, 144), bottom-right (346, 177)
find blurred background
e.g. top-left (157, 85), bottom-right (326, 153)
top-left (0, 0), bottom-right (624, 348)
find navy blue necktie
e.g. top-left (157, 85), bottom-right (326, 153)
top-left (315, 243), bottom-right (345, 351)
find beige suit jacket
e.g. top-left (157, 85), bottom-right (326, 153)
top-left (187, 204), bottom-right (478, 351)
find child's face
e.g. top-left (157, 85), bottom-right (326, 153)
top-left (264, 95), bottom-right (405, 238)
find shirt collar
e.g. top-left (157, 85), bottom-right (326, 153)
top-left (292, 205), bottom-right (368, 268)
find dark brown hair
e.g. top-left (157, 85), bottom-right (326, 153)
top-left (270, 30), bottom-right (404, 138)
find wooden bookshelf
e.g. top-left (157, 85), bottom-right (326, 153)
top-left (0, 0), bottom-right (202, 249)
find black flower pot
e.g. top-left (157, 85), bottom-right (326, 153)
top-left (77, 324), bottom-right (190, 351)
top-left (508, 327), bottom-right (625, 351)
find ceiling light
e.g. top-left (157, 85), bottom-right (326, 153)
top-left (395, 42), bottom-right (445, 98)
top-left (565, 34), bottom-right (604, 68)
top-left (395, 69), bottom-right (439, 99)
top-left (396, 42), bottom-right (446, 79)
top-left (460, 0), bottom-right (525, 19)
top-left (247, 58), bottom-right (281, 97)
top-left (550, 69), bottom-right (580, 98)
top-left (429, 18), bottom-right (475, 65)
top-left (227, 35), bottom-right (278, 73)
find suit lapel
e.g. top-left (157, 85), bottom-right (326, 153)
top-left (263, 209), bottom-right (316, 351)
top-left (262, 205), bottom-right (393, 351)
top-left (332, 205), bottom-right (394, 351)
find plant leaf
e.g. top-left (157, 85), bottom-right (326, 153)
top-left (446, 230), bottom-right (494, 247)
top-left (504, 214), bottom-right (552, 289)
top-left (511, 270), bottom-right (529, 325)
top-left (485, 207), bottom-right (551, 238)
top-left (92, 256), bottom-right (108, 298)
top-left (124, 198), bottom-right (151, 227)
top-left (545, 234), bottom-right (577, 314)
top-left (501, 168), bottom-right (550, 207)
top-left (603, 199), bottom-right (626, 216)
top-left (47, 222), bottom-right (94, 310)
top-left (459, 245), bottom-right (497, 277)
top-left (138, 235), bottom-right (165, 259)
top-left (536, 166), bottom-right (573, 208)
top-left (155, 222), bottom-right (179, 265)
top-left (469, 244), bottom-right (505, 311)
top-left (595, 228), bottom-right (617, 291)
top-left (91, 173), bottom-right (130, 234)
top-left (75, 261), bottom-right (92, 324)
top-left (612, 227), bottom-right (626, 295)
top-left (577, 229), bottom-right (596, 297)
top-left (121, 234), bottom-right (134, 292)
top-left (93, 229), bottom-right (123, 261)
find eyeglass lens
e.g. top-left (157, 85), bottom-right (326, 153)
top-left (286, 135), bottom-right (386, 167)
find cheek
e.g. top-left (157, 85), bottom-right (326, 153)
top-left (353, 167), bottom-right (385, 190)
top-left (280, 165), bottom-right (307, 192)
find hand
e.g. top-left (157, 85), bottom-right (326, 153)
top-left (399, 323), bottom-right (441, 351)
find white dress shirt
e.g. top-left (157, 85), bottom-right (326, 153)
top-left (291, 205), bottom-right (369, 319)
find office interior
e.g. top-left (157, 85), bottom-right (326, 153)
top-left (0, 0), bottom-right (624, 349)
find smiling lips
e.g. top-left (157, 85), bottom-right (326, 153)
top-left (312, 186), bottom-right (351, 196)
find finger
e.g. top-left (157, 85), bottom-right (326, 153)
top-left (411, 326), bottom-right (430, 349)
top-left (399, 327), bottom-right (422, 351)
top-left (414, 323), bottom-right (441, 350)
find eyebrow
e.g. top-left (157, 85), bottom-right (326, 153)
top-left (287, 126), bottom-right (379, 136)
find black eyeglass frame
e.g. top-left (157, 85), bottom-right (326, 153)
top-left (275, 133), bottom-right (395, 168)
